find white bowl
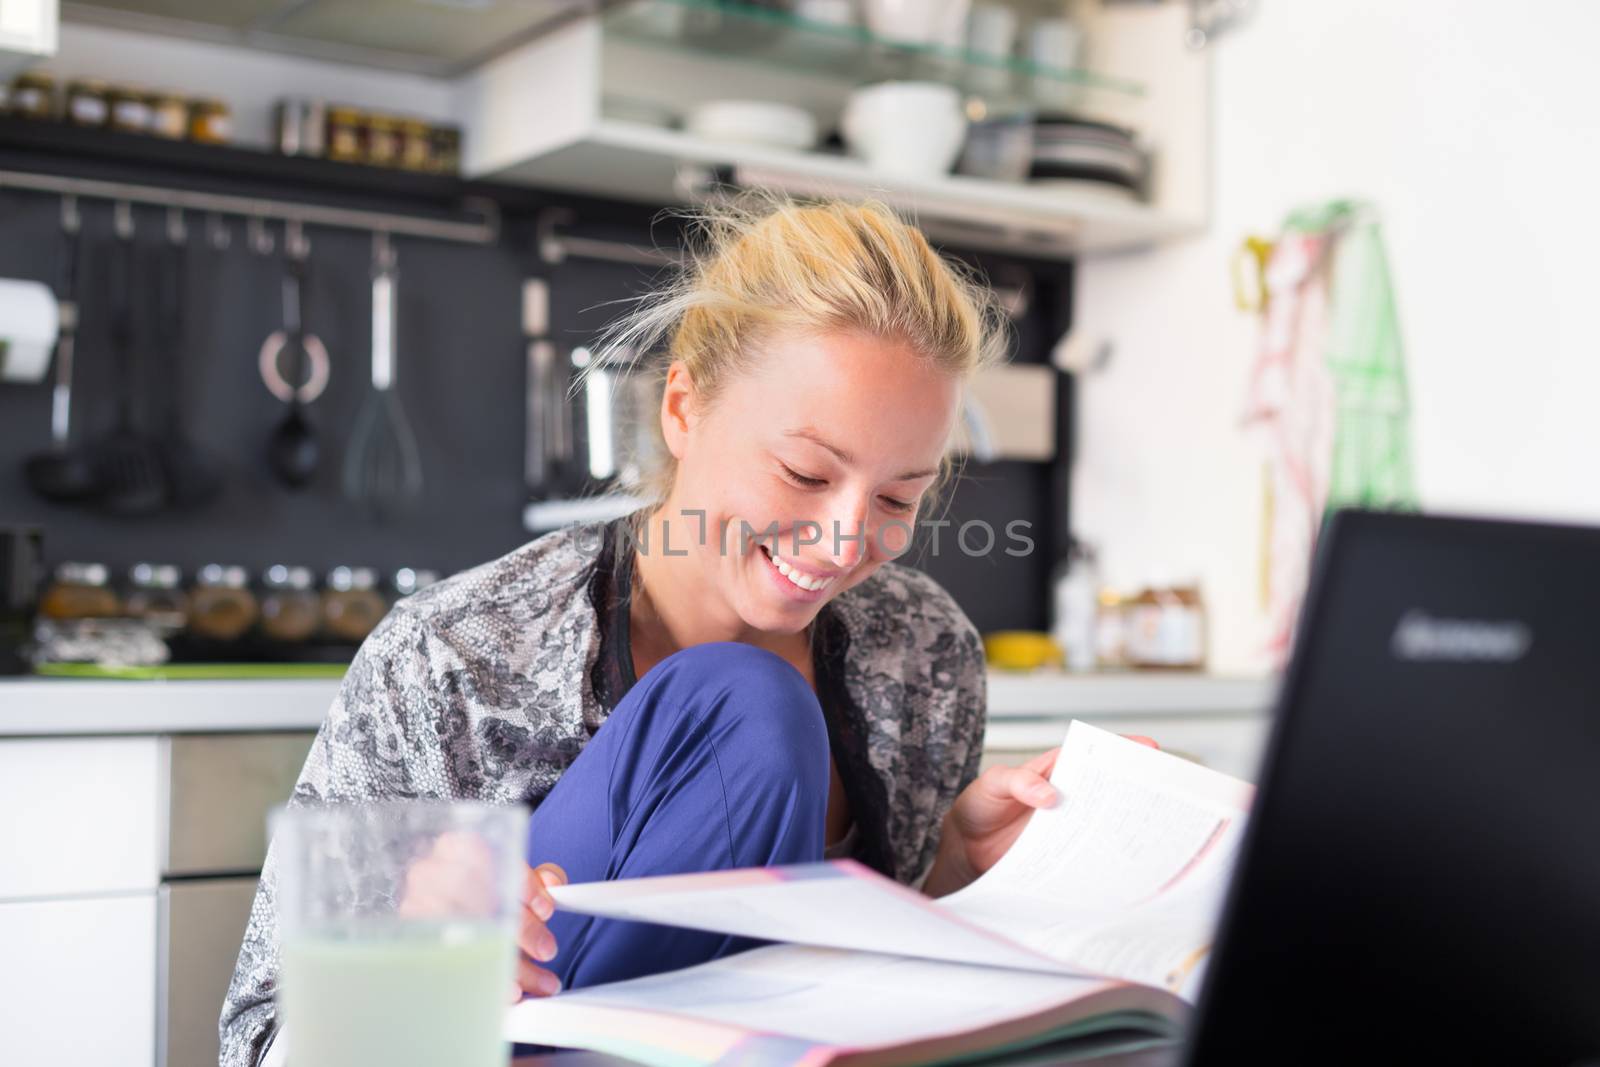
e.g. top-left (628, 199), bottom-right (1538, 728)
top-left (686, 100), bottom-right (819, 151)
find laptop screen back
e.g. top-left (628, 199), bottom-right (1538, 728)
top-left (1186, 511), bottom-right (1600, 1065)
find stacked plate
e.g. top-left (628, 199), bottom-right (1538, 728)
top-left (1028, 114), bottom-right (1147, 200)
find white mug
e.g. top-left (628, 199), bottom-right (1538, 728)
top-left (841, 82), bottom-right (968, 179)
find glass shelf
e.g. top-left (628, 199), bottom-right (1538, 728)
top-left (603, 0), bottom-right (1145, 114)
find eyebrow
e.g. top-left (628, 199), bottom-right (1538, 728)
top-left (783, 428), bottom-right (939, 482)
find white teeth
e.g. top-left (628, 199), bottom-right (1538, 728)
top-left (765, 548), bottom-right (834, 593)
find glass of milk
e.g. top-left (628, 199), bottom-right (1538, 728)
top-left (272, 800), bottom-right (528, 1067)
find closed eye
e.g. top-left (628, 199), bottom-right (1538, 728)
top-left (879, 495), bottom-right (916, 514)
top-left (780, 463), bottom-right (827, 489)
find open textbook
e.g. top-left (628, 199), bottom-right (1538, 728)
top-left (506, 721), bottom-right (1253, 1067)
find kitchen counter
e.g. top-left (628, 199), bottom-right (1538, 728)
top-left (0, 678), bottom-right (340, 736)
top-left (0, 670), bottom-right (1273, 738)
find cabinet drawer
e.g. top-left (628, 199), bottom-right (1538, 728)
top-left (0, 893), bottom-right (158, 1066)
top-left (163, 732), bottom-right (316, 876)
top-left (0, 737), bottom-right (161, 899)
top-left (159, 877), bottom-right (260, 1067)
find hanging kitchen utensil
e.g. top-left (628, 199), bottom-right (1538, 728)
top-left (342, 232), bottom-right (423, 514)
top-left (524, 278), bottom-right (560, 494)
top-left (267, 241), bottom-right (321, 489)
top-left (23, 197), bottom-right (102, 503)
top-left (93, 204), bottom-right (168, 516)
top-left (154, 212), bottom-right (223, 509)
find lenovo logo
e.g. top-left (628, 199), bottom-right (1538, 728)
top-left (1390, 610), bottom-right (1533, 663)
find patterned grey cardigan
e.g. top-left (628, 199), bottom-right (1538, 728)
top-left (219, 520), bottom-right (988, 1066)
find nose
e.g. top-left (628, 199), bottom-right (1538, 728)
top-left (825, 495), bottom-right (871, 571)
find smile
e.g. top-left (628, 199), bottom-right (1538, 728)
top-left (759, 544), bottom-right (838, 594)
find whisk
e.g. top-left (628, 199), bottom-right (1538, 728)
top-left (342, 233), bottom-right (423, 515)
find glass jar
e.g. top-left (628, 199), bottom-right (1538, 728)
top-left (12, 71), bottom-right (58, 120)
top-left (398, 119), bottom-right (432, 172)
top-left (188, 564), bottom-right (259, 642)
top-left (148, 93), bottom-right (188, 139)
top-left (107, 85), bottom-right (152, 133)
top-left (187, 98), bottom-right (232, 144)
top-left (63, 79), bottom-right (110, 127)
top-left (365, 115), bottom-right (400, 167)
top-left (430, 124), bottom-right (461, 175)
top-left (392, 567), bottom-right (440, 599)
top-left (39, 562), bottom-right (119, 620)
top-left (124, 562), bottom-right (187, 634)
top-left (322, 566), bottom-right (386, 643)
top-left (260, 565), bottom-right (321, 644)
top-left (325, 106), bottom-right (365, 163)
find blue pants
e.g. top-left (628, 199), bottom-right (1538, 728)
top-left (526, 642), bottom-right (830, 990)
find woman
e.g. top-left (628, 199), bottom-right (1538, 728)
top-left (220, 198), bottom-right (1080, 1066)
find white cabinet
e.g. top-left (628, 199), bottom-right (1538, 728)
top-left (0, 737), bottom-right (161, 900)
top-left (0, 0), bottom-right (56, 79)
top-left (0, 893), bottom-right (158, 1067)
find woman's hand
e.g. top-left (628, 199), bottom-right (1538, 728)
top-left (396, 833), bottom-right (567, 1001)
top-left (513, 862), bottom-right (568, 1001)
top-left (922, 737), bottom-right (1158, 898)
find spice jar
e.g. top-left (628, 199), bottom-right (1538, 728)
top-left (107, 85), bottom-right (152, 133)
top-left (187, 98), bottom-right (232, 144)
top-left (12, 71), bottom-right (58, 119)
top-left (188, 564), bottom-right (259, 642)
top-left (325, 106), bottom-right (365, 163)
top-left (259, 565), bottom-right (321, 643)
top-left (1124, 578), bottom-right (1207, 670)
top-left (398, 119), bottom-right (432, 171)
top-left (392, 567), bottom-right (439, 599)
top-left (124, 562), bottom-right (187, 634)
top-left (148, 93), bottom-right (188, 139)
top-left (430, 125), bottom-right (461, 174)
top-left (321, 566), bottom-right (386, 643)
top-left (39, 562), bottom-right (120, 620)
top-left (365, 114), bottom-right (400, 167)
top-left (64, 79), bottom-right (110, 127)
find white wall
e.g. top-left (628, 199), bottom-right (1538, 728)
top-left (1071, 0), bottom-right (1600, 674)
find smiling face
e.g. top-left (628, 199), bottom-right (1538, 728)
top-left (655, 329), bottom-right (962, 636)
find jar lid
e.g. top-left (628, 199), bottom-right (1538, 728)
top-left (198, 563), bottom-right (249, 588)
top-left (55, 561), bottom-right (108, 586)
top-left (17, 71), bottom-right (57, 86)
top-left (393, 567), bottom-right (440, 597)
top-left (130, 562), bottom-right (182, 589)
top-left (327, 566), bottom-right (377, 592)
top-left (67, 78), bottom-right (109, 91)
top-left (263, 564), bottom-right (315, 591)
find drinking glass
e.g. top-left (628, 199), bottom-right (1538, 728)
top-left (272, 800), bottom-right (528, 1067)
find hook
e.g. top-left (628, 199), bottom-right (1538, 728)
top-left (60, 195), bottom-right (80, 235)
top-left (284, 218), bottom-right (311, 261)
top-left (166, 205), bottom-right (188, 245)
top-left (248, 215), bottom-right (275, 256)
top-left (113, 200), bottom-right (134, 240)
top-left (205, 212), bottom-right (231, 251)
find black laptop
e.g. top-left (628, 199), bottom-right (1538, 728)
top-left (1177, 509), bottom-right (1600, 1065)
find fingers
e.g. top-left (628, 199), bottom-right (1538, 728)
top-left (523, 862), bottom-right (567, 922)
top-left (516, 954), bottom-right (563, 998)
top-left (518, 906), bottom-right (559, 964)
top-left (1020, 746), bottom-right (1060, 778)
top-left (977, 764), bottom-right (1057, 809)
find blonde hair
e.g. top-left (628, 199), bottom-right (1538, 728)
top-left (597, 195), bottom-right (1008, 504)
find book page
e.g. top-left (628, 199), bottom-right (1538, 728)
top-left (549, 861), bottom-right (1074, 975)
top-left (548, 721), bottom-right (1251, 991)
top-left (506, 943), bottom-right (1180, 1066)
top-left (942, 722), bottom-right (1251, 991)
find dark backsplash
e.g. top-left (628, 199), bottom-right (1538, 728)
top-left (0, 140), bottom-right (1072, 635)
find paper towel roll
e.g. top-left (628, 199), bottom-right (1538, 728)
top-left (0, 277), bottom-right (61, 384)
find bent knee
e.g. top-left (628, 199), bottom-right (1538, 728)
top-left (651, 643), bottom-right (828, 774)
